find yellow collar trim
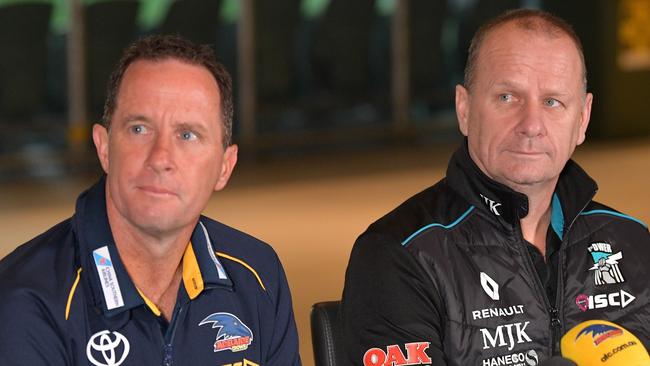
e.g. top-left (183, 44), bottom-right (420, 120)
top-left (136, 288), bottom-right (162, 316)
top-left (135, 241), bottom-right (205, 314)
top-left (182, 241), bottom-right (205, 300)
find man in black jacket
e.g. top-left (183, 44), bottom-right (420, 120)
top-left (342, 9), bottom-right (650, 366)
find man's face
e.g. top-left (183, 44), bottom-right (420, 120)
top-left (456, 23), bottom-right (592, 191)
top-left (93, 59), bottom-right (237, 236)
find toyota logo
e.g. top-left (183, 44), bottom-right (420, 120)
top-left (86, 330), bottom-right (130, 366)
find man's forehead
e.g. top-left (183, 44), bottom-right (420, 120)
top-left (476, 23), bottom-right (583, 86)
top-left (482, 20), bottom-right (576, 50)
top-left (122, 58), bottom-right (215, 83)
top-left (116, 59), bottom-right (221, 102)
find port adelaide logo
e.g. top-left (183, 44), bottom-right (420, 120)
top-left (200, 312), bottom-right (253, 353)
top-left (587, 242), bottom-right (624, 286)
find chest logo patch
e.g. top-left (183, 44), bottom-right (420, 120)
top-left (86, 330), bottom-right (130, 366)
top-left (587, 242), bottom-right (625, 286)
top-left (92, 246), bottom-right (125, 310)
top-left (200, 312), bottom-right (253, 353)
top-left (480, 272), bottom-right (500, 301)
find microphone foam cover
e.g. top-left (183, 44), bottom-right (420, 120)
top-left (561, 319), bottom-right (649, 365)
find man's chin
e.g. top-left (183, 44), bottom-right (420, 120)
top-left (501, 172), bottom-right (553, 189)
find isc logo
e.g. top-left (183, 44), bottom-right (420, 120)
top-left (363, 342), bottom-right (431, 366)
top-left (575, 290), bottom-right (635, 312)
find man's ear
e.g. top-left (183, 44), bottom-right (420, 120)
top-left (576, 92), bottom-right (593, 146)
top-left (455, 84), bottom-right (470, 137)
top-left (214, 144), bottom-right (238, 192)
top-left (92, 123), bottom-right (110, 173)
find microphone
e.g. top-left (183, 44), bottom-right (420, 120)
top-left (561, 319), bottom-right (650, 365)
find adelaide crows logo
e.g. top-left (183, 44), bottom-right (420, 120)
top-left (576, 323), bottom-right (623, 346)
top-left (199, 312), bottom-right (253, 352)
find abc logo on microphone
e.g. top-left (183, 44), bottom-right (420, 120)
top-left (560, 319), bottom-right (649, 365)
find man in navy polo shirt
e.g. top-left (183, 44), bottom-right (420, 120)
top-left (0, 35), bottom-right (301, 366)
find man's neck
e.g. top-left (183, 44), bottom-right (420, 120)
top-left (516, 182), bottom-right (556, 257)
top-left (106, 200), bottom-right (195, 321)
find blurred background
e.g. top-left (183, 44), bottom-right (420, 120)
top-left (0, 0), bottom-right (648, 364)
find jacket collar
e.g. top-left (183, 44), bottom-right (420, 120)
top-left (72, 177), bottom-right (232, 317)
top-left (446, 141), bottom-right (598, 236)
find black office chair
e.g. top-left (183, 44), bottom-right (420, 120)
top-left (311, 301), bottom-right (343, 366)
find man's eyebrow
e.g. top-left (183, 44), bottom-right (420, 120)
top-left (490, 81), bottom-right (572, 97)
top-left (174, 121), bottom-right (209, 134)
top-left (491, 80), bottom-right (522, 89)
top-left (122, 114), bottom-right (151, 123)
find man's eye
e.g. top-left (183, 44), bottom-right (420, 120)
top-left (499, 94), bottom-right (513, 102)
top-left (180, 131), bottom-right (198, 141)
top-left (130, 125), bottom-right (147, 134)
top-left (544, 98), bottom-right (561, 107)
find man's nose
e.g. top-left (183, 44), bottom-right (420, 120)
top-left (146, 134), bottom-right (175, 173)
top-left (515, 101), bottom-right (546, 138)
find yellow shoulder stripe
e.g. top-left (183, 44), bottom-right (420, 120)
top-left (65, 268), bottom-right (83, 321)
top-left (216, 252), bottom-right (266, 291)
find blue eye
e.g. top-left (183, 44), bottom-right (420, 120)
top-left (499, 94), bottom-right (513, 102)
top-left (130, 125), bottom-right (146, 134)
top-left (544, 98), bottom-right (560, 107)
top-left (180, 131), bottom-right (197, 141)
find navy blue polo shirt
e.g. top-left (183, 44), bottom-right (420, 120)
top-left (0, 178), bottom-right (301, 366)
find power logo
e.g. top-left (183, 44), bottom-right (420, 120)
top-left (363, 342), bottom-right (432, 366)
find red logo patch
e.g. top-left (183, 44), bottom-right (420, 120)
top-left (363, 342), bottom-right (431, 366)
top-left (215, 336), bottom-right (252, 352)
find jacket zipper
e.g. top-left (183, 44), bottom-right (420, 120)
top-left (552, 198), bottom-right (594, 354)
top-left (513, 224), bottom-right (560, 357)
top-left (553, 238), bottom-right (566, 355)
top-left (162, 303), bottom-right (185, 366)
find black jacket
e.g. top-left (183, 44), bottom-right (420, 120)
top-left (342, 144), bottom-right (650, 366)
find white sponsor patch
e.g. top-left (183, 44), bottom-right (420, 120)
top-left (86, 330), bottom-right (130, 366)
top-left (575, 290), bottom-right (636, 312)
top-left (92, 246), bottom-right (124, 310)
top-left (472, 305), bottom-right (525, 320)
top-left (480, 321), bottom-right (532, 351)
top-left (482, 349), bottom-right (538, 366)
top-left (480, 194), bottom-right (502, 216)
top-left (480, 272), bottom-right (500, 301)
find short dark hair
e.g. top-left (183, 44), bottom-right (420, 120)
top-left (464, 8), bottom-right (587, 93)
top-left (102, 35), bottom-right (234, 147)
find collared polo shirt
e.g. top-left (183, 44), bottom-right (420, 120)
top-left (0, 178), bottom-right (301, 366)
